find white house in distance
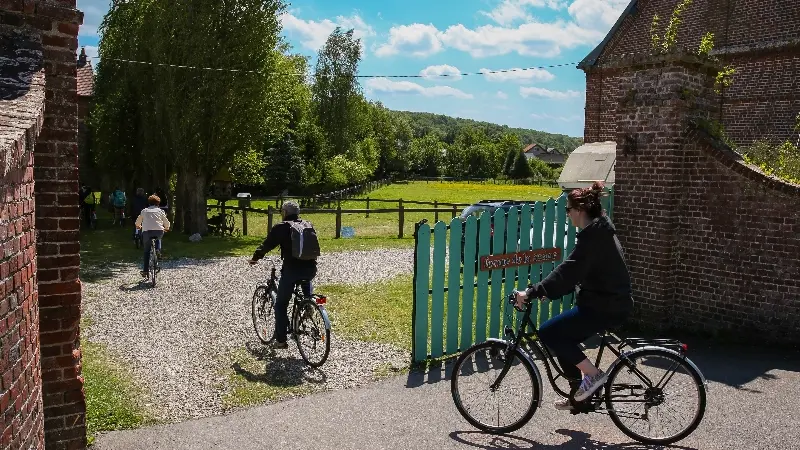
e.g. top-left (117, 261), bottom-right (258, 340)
top-left (557, 141), bottom-right (616, 192)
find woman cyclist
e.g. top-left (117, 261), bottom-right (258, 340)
top-left (135, 194), bottom-right (171, 278)
top-left (514, 181), bottom-right (633, 410)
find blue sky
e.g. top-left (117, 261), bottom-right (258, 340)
top-left (76, 0), bottom-right (630, 138)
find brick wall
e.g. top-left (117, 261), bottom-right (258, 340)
top-left (583, 0), bottom-right (800, 146)
top-left (1, 1), bottom-right (86, 449)
top-left (613, 53), bottom-right (800, 341)
top-left (0, 26), bottom-right (46, 449)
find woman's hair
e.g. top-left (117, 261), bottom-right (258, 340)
top-left (147, 195), bottom-right (161, 206)
top-left (568, 181), bottom-right (606, 218)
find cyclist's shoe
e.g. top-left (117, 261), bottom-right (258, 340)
top-left (554, 397), bottom-right (573, 411)
top-left (271, 341), bottom-right (288, 350)
top-left (140, 271), bottom-right (148, 278)
top-left (574, 370), bottom-right (608, 402)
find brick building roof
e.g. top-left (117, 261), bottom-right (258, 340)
top-left (76, 46), bottom-right (93, 97)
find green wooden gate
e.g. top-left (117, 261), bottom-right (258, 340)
top-left (411, 190), bottom-right (613, 362)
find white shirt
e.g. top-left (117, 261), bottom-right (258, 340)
top-left (136, 206), bottom-right (171, 232)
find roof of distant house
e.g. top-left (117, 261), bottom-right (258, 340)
top-left (76, 47), bottom-right (93, 97)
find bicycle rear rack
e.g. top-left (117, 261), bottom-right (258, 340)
top-left (619, 337), bottom-right (687, 354)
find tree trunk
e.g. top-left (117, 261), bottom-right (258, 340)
top-left (185, 171), bottom-right (208, 235)
top-left (174, 169), bottom-right (186, 233)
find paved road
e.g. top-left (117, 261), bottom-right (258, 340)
top-left (94, 340), bottom-right (800, 450)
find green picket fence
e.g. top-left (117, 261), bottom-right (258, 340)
top-left (411, 189), bottom-right (614, 362)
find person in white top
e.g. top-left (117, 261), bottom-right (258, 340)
top-left (135, 195), bottom-right (171, 278)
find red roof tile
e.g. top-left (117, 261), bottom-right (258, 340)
top-left (77, 63), bottom-right (93, 97)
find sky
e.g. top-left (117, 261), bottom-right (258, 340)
top-left (75, 0), bottom-right (631, 138)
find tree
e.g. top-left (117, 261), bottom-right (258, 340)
top-left (312, 27), bottom-right (363, 159)
top-left (511, 151), bottom-right (533, 178)
top-left (92, 0), bottom-right (294, 234)
top-left (264, 134), bottom-right (306, 193)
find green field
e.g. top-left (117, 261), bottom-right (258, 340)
top-left (209, 181), bottom-right (562, 242)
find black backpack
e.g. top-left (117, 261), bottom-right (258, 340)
top-left (287, 219), bottom-right (320, 260)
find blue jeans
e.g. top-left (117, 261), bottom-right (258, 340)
top-left (538, 305), bottom-right (626, 385)
top-left (142, 230), bottom-right (164, 272)
top-left (274, 266), bottom-right (317, 343)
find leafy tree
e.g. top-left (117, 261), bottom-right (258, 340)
top-left (264, 134), bottom-right (306, 192)
top-left (511, 151), bottom-right (533, 179)
top-left (312, 27), bottom-right (363, 158)
top-left (92, 0), bottom-right (293, 234)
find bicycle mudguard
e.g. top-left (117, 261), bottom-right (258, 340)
top-left (608, 346), bottom-right (709, 391)
top-left (484, 338), bottom-right (544, 408)
top-left (317, 305), bottom-right (332, 330)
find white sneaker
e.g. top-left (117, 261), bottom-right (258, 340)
top-left (554, 397), bottom-right (573, 411)
top-left (574, 371), bottom-right (608, 402)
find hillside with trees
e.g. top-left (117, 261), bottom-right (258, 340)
top-left (87, 0), bottom-right (580, 234)
top-left (391, 111), bottom-right (583, 152)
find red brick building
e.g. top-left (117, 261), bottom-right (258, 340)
top-left (579, 0), bottom-right (800, 147)
top-left (575, 0), bottom-right (800, 343)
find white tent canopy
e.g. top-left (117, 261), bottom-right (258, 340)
top-left (557, 141), bottom-right (616, 191)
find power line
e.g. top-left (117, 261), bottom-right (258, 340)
top-left (91, 56), bottom-right (585, 78)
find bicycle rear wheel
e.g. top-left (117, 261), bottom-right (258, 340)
top-left (451, 340), bottom-right (541, 434)
top-left (251, 286), bottom-right (276, 344)
top-left (605, 348), bottom-right (706, 445)
top-left (149, 241), bottom-right (157, 287)
top-left (294, 299), bottom-right (330, 368)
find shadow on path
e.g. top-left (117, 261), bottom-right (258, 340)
top-left (449, 429), bottom-right (699, 450)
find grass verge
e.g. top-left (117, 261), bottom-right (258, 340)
top-left (220, 347), bottom-right (318, 410)
top-left (83, 341), bottom-right (158, 445)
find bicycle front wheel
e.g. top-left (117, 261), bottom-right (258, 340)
top-left (294, 299), bottom-right (330, 368)
top-left (451, 340), bottom-right (541, 434)
top-left (251, 286), bottom-right (276, 344)
top-left (605, 348), bottom-right (707, 445)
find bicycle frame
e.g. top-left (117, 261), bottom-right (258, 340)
top-left (494, 295), bottom-right (695, 408)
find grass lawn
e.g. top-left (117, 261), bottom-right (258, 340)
top-left (83, 340), bottom-right (157, 445)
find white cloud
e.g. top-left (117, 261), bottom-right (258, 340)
top-left (481, 0), bottom-right (567, 26)
top-left (568, 0), bottom-right (630, 31)
top-left (280, 12), bottom-right (375, 51)
top-left (374, 23), bottom-right (443, 57)
top-left (365, 78), bottom-right (473, 99)
top-left (531, 113), bottom-right (582, 121)
top-left (419, 64), bottom-right (462, 81)
top-left (520, 86), bottom-right (581, 99)
top-left (480, 67), bottom-right (555, 83)
top-left (439, 22), bottom-right (602, 58)
top-left (496, 91), bottom-right (509, 99)
top-left (76, 0), bottom-right (109, 36)
top-left (373, 0), bottom-right (628, 59)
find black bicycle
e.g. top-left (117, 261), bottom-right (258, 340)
top-left (251, 265), bottom-right (331, 367)
top-left (450, 292), bottom-right (707, 445)
top-left (146, 236), bottom-right (159, 287)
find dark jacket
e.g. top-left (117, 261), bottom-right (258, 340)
top-left (132, 195), bottom-right (148, 218)
top-left (252, 214), bottom-right (317, 269)
top-left (527, 215), bottom-right (633, 316)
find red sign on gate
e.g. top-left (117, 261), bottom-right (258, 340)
top-left (479, 248), bottom-right (562, 272)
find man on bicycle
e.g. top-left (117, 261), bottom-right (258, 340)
top-left (135, 194), bottom-right (170, 278)
top-left (249, 201), bottom-right (319, 349)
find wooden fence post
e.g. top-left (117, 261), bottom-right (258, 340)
top-left (335, 203), bottom-right (342, 239)
top-left (434, 200), bottom-right (439, 223)
top-left (267, 206), bottom-right (274, 231)
top-left (398, 198), bottom-right (405, 238)
top-left (452, 204), bottom-right (457, 218)
top-left (242, 208), bottom-right (248, 236)
top-left (366, 197), bottom-right (370, 218)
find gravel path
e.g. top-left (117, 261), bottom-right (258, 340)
top-left (81, 249), bottom-right (417, 423)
